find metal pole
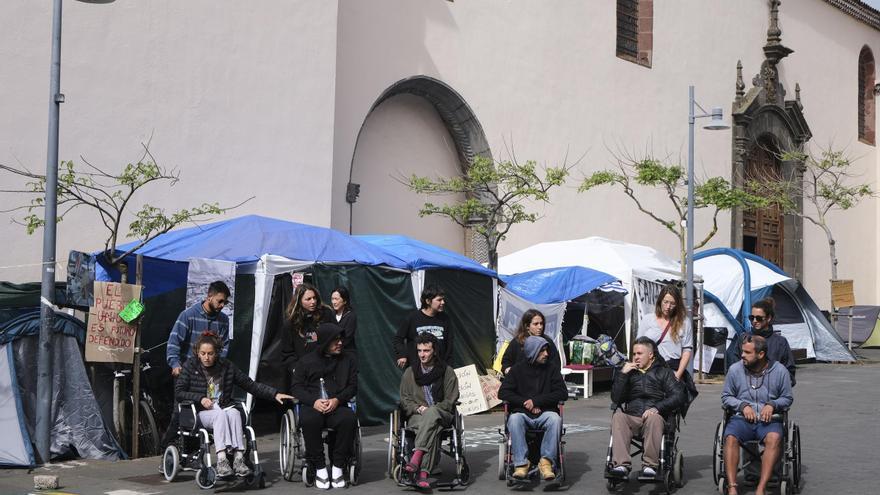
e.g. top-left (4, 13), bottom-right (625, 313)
top-left (686, 86), bottom-right (696, 375)
top-left (131, 254), bottom-right (143, 458)
top-left (36, 0), bottom-right (65, 464)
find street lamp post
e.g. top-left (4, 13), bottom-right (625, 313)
top-left (686, 85), bottom-right (729, 380)
top-left (36, 0), bottom-right (114, 464)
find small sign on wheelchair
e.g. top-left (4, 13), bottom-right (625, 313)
top-left (454, 365), bottom-right (501, 416)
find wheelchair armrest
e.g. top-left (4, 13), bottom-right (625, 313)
top-left (178, 401), bottom-right (199, 433)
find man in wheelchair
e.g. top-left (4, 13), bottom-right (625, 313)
top-left (499, 335), bottom-right (568, 481)
top-left (721, 335), bottom-right (793, 495)
top-left (398, 333), bottom-right (460, 489)
top-left (608, 336), bottom-right (685, 479)
top-left (292, 323), bottom-right (359, 489)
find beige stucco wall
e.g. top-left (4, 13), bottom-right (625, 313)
top-left (331, 0), bottom-right (880, 308)
top-left (0, 0), bottom-right (339, 281)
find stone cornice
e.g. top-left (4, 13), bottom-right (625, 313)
top-left (823, 0), bottom-right (880, 31)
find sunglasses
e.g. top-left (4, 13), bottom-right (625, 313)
top-left (748, 315), bottom-right (766, 323)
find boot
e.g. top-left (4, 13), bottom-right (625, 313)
top-left (512, 461), bottom-right (530, 479)
top-left (538, 457), bottom-right (555, 480)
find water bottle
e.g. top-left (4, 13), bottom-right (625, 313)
top-left (319, 377), bottom-right (329, 400)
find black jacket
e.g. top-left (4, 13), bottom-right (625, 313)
top-left (291, 324), bottom-right (358, 406)
top-left (392, 310), bottom-right (454, 366)
top-left (336, 309), bottom-right (357, 350)
top-left (176, 358), bottom-right (277, 410)
top-left (280, 306), bottom-right (335, 370)
top-left (502, 335), bottom-right (561, 373)
top-left (725, 326), bottom-right (796, 386)
top-left (611, 359), bottom-right (685, 417)
top-left (499, 356), bottom-right (568, 417)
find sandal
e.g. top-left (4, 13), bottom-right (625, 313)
top-left (416, 471), bottom-right (431, 490)
top-left (727, 482), bottom-right (738, 495)
top-left (315, 473), bottom-right (331, 490)
top-left (331, 475), bottom-right (347, 489)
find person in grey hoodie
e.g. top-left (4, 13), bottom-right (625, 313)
top-left (499, 335), bottom-right (568, 481)
top-left (721, 335), bottom-right (793, 495)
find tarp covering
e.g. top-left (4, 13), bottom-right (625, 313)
top-left (500, 266), bottom-right (622, 304)
top-left (0, 344), bottom-right (33, 467)
top-left (0, 309), bottom-right (124, 465)
top-left (832, 306), bottom-right (880, 347)
top-left (356, 235), bottom-right (497, 277)
top-left (695, 248), bottom-right (855, 362)
top-left (0, 282), bottom-right (67, 309)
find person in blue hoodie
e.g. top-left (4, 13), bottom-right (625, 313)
top-left (721, 335), bottom-right (793, 495)
top-left (498, 335), bottom-right (568, 481)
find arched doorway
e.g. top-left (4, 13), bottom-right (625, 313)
top-left (742, 139), bottom-right (785, 267)
top-left (346, 76), bottom-right (492, 258)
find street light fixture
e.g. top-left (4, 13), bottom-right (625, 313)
top-left (37, 0), bottom-right (115, 464)
top-left (686, 86), bottom-right (729, 378)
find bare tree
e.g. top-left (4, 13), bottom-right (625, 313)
top-left (1, 142), bottom-right (251, 278)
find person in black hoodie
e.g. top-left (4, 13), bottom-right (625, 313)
top-left (725, 297), bottom-right (796, 385)
top-left (291, 323), bottom-right (358, 489)
top-left (609, 336), bottom-right (685, 478)
top-left (499, 335), bottom-right (568, 481)
top-left (279, 283), bottom-right (335, 386)
top-left (393, 285), bottom-right (454, 368)
top-left (176, 332), bottom-right (293, 478)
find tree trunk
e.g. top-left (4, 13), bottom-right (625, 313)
top-left (823, 223), bottom-right (838, 280)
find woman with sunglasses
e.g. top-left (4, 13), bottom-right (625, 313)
top-left (725, 297), bottom-right (796, 385)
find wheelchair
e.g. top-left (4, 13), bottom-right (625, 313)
top-left (161, 401), bottom-right (266, 489)
top-left (603, 406), bottom-right (684, 493)
top-left (712, 408), bottom-right (801, 495)
top-left (386, 405), bottom-right (470, 489)
top-left (278, 398), bottom-right (363, 486)
top-left (497, 402), bottom-right (566, 487)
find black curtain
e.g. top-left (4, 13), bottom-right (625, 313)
top-left (424, 269), bottom-right (495, 373)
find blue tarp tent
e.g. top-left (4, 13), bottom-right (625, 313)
top-left (94, 215), bottom-right (497, 424)
top-left (500, 266), bottom-right (623, 304)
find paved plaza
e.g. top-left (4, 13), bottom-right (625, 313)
top-left (1, 360), bottom-right (877, 495)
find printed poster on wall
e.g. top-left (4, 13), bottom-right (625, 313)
top-left (497, 288), bottom-right (566, 350)
top-left (85, 281), bottom-right (142, 363)
top-left (186, 258), bottom-right (236, 338)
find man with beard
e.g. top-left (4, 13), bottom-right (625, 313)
top-left (292, 323), bottom-right (358, 489)
top-left (721, 335), bottom-right (793, 495)
top-left (725, 297), bottom-right (796, 385)
top-left (399, 333), bottom-right (460, 489)
top-left (608, 337), bottom-right (685, 479)
top-left (499, 335), bottom-right (568, 481)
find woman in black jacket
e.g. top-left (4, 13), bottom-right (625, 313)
top-left (502, 309), bottom-right (560, 374)
top-left (176, 332), bottom-right (293, 478)
top-left (330, 286), bottom-right (357, 351)
top-left (279, 283), bottom-right (335, 376)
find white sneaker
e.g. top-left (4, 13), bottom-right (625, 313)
top-left (611, 465), bottom-right (629, 476)
top-left (641, 466), bottom-right (657, 477)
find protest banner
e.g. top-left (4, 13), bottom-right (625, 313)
top-left (454, 364), bottom-right (501, 415)
top-left (85, 281), bottom-right (142, 363)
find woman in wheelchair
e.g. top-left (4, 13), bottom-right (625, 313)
top-left (720, 335), bottom-right (793, 495)
top-left (398, 332), bottom-right (460, 489)
top-left (175, 332), bottom-right (293, 479)
top-left (291, 322), bottom-right (358, 490)
top-left (607, 336), bottom-right (685, 480)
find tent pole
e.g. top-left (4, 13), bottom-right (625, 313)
top-left (130, 254), bottom-right (143, 458)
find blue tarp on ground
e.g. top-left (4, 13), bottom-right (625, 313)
top-left (500, 266), bottom-right (620, 304)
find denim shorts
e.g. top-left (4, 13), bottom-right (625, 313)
top-left (724, 415), bottom-right (783, 444)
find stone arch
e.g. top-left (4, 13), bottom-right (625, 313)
top-left (345, 76), bottom-right (493, 260)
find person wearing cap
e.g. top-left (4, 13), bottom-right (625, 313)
top-left (608, 336), bottom-right (685, 479)
top-left (291, 323), bottom-right (358, 489)
top-left (399, 332), bottom-right (460, 489)
top-left (498, 335), bottom-right (568, 481)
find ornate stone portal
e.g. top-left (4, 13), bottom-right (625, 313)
top-left (730, 0), bottom-right (811, 280)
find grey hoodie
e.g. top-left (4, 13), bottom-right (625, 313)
top-left (523, 335), bottom-right (548, 364)
top-left (722, 360), bottom-right (793, 413)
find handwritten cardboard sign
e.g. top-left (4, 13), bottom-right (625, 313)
top-left (85, 281), bottom-right (142, 364)
top-left (454, 365), bottom-right (502, 416)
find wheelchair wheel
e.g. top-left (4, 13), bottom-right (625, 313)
top-left (673, 451), bottom-right (684, 487)
top-left (280, 409), bottom-right (298, 481)
top-left (791, 422), bottom-right (801, 492)
top-left (712, 421), bottom-right (724, 484)
top-left (303, 465), bottom-right (314, 487)
top-left (350, 428), bottom-right (362, 485)
top-left (780, 480), bottom-right (791, 495)
top-left (387, 410), bottom-right (399, 477)
top-left (717, 477), bottom-right (725, 494)
top-left (162, 445), bottom-right (180, 481)
top-left (457, 459), bottom-right (471, 486)
top-left (196, 466), bottom-right (216, 490)
top-left (392, 463), bottom-right (403, 484)
top-left (245, 471), bottom-right (266, 489)
top-left (497, 442), bottom-right (507, 480)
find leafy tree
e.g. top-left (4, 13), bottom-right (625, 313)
top-left (747, 146), bottom-right (875, 280)
top-left (0, 143), bottom-right (251, 278)
top-left (406, 155), bottom-right (569, 270)
top-left (580, 151), bottom-right (767, 271)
